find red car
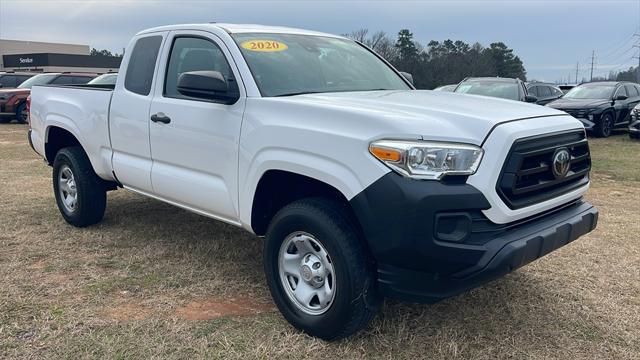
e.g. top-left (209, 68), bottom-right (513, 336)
top-left (0, 72), bottom-right (98, 124)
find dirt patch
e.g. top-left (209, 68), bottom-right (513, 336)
top-left (103, 303), bottom-right (152, 322)
top-left (174, 297), bottom-right (274, 321)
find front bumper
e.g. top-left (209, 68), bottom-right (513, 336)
top-left (350, 172), bottom-right (598, 303)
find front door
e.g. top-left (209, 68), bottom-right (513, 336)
top-left (148, 31), bottom-right (245, 223)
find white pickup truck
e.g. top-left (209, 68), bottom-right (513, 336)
top-left (28, 23), bottom-right (598, 340)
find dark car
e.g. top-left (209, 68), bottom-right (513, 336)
top-left (546, 81), bottom-right (640, 137)
top-left (0, 72), bottom-right (98, 124)
top-left (454, 77), bottom-right (538, 103)
top-left (526, 82), bottom-right (563, 105)
top-left (0, 72), bottom-right (35, 89)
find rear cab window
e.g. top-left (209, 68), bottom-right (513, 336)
top-left (125, 35), bottom-right (164, 96)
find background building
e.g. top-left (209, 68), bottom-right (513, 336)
top-left (0, 39), bottom-right (120, 73)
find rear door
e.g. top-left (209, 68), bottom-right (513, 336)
top-left (147, 30), bottom-right (245, 222)
top-left (109, 33), bottom-right (166, 193)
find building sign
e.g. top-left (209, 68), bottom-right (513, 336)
top-left (2, 53), bottom-right (121, 69)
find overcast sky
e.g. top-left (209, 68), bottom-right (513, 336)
top-left (1, 0), bottom-right (639, 82)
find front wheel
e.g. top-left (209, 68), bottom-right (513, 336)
top-left (264, 198), bottom-right (380, 341)
top-left (53, 147), bottom-right (107, 227)
top-left (594, 112), bottom-right (614, 138)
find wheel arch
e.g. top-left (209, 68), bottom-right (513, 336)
top-left (249, 169), bottom-right (366, 238)
top-left (44, 125), bottom-right (84, 166)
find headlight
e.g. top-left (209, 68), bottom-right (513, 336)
top-left (369, 140), bottom-right (484, 180)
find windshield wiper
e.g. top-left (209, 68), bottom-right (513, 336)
top-left (274, 91), bottom-right (325, 97)
top-left (274, 89), bottom-right (397, 97)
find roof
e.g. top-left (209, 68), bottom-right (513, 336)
top-left (137, 23), bottom-right (344, 39)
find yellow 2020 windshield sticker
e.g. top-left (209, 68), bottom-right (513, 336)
top-left (241, 40), bottom-right (288, 52)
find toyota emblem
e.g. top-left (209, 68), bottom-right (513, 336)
top-left (552, 148), bottom-right (571, 179)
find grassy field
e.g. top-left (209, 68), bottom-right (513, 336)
top-left (1, 124), bottom-right (639, 359)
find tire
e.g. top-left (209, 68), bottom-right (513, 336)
top-left (594, 112), bottom-right (614, 138)
top-left (264, 197), bottom-right (380, 341)
top-left (15, 102), bottom-right (28, 124)
top-left (630, 132), bottom-right (640, 139)
top-left (52, 147), bottom-right (107, 227)
top-left (0, 117), bottom-right (11, 124)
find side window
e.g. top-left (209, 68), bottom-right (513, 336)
top-left (616, 85), bottom-right (627, 98)
top-left (72, 76), bottom-right (92, 85)
top-left (125, 35), bottom-right (163, 96)
top-left (50, 76), bottom-right (74, 85)
top-left (17, 76), bottom-right (31, 86)
top-left (0, 75), bottom-right (16, 87)
top-left (528, 86), bottom-right (538, 97)
top-left (164, 36), bottom-right (239, 101)
top-left (538, 86), bottom-right (551, 97)
top-left (625, 84), bottom-right (638, 97)
top-left (552, 87), bottom-right (563, 96)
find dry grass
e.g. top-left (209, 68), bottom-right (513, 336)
top-left (0, 123), bottom-right (639, 359)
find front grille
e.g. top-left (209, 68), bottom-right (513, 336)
top-left (497, 130), bottom-right (591, 209)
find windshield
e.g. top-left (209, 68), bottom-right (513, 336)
top-left (88, 74), bottom-right (117, 85)
top-left (563, 84), bottom-right (615, 99)
top-left (455, 80), bottom-right (520, 100)
top-left (232, 33), bottom-right (410, 97)
top-left (18, 74), bottom-right (59, 89)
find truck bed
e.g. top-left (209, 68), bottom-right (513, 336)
top-left (29, 84), bottom-right (116, 181)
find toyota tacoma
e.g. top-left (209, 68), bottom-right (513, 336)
top-left (28, 23), bottom-right (598, 340)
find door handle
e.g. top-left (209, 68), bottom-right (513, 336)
top-left (151, 113), bottom-right (171, 124)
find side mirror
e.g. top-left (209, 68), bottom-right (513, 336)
top-left (614, 94), bottom-right (628, 101)
top-left (525, 94), bottom-right (538, 103)
top-left (177, 70), bottom-right (237, 103)
top-left (399, 71), bottom-right (414, 85)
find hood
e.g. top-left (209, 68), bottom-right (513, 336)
top-left (272, 90), bottom-right (568, 144)
top-left (546, 97), bottom-right (610, 109)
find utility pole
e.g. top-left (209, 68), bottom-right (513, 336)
top-left (575, 61), bottom-right (579, 84)
top-left (590, 50), bottom-right (595, 82)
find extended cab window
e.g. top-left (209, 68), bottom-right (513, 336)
top-left (164, 36), bottom-right (239, 101)
top-left (125, 35), bottom-right (163, 96)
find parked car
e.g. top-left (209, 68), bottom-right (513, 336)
top-left (0, 71), bottom-right (35, 89)
top-left (526, 82), bottom-right (563, 105)
top-left (87, 73), bottom-right (118, 86)
top-left (0, 72), bottom-right (98, 124)
top-left (433, 84), bottom-right (456, 92)
top-left (559, 84), bottom-right (577, 94)
top-left (629, 104), bottom-right (640, 139)
top-left (454, 77), bottom-right (538, 103)
top-left (28, 23), bottom-right (597, 340)
top-left (546, 81), bottom-right (640, 137)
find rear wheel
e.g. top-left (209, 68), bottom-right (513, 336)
top-left (264, 198), bottom-right (380, 341)
top-left (15, 102), bottom-right (28, 124)
top-left (53, 147), bottom-right (107, 227)
top-left (594, 112), bottom-right (614, 138)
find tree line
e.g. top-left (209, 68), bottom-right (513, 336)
top-left (346, 29), bottom-right (527, 89)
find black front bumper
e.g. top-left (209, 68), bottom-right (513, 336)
top-left (350, 172), bottom-right (598, 303)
